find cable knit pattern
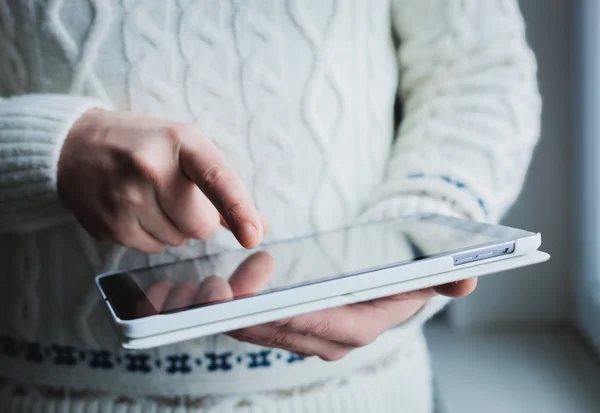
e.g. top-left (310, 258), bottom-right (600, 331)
top-left (180, 0), bottom-right (239, 159)
top-left (47, 0), bottom-right (113, 99)
top-left (124, 0), bottom-right (182, 118)
top-left (368, 0), bottom-right (542, 223)
top-left (0, 0), bottom-right (541, 412)
top-left (235, 0), bottom-right (297, 222)
top-left (0, 95), bottom-right (110, 231)
top-left (289, 0), bottom-right (355, 231)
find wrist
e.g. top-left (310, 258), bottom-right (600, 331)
top-left (57, 108), bottom-right (105, 200)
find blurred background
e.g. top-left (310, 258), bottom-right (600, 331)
top-left (425, 1), bottom-right (600, 412)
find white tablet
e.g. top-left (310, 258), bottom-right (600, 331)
top-left (95, 214), bottom-right (548, 349)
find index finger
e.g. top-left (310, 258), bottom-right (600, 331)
top-left (228, 251), bottom-right (275, 296)
top-left (220, 214), bottom-right (270, 237)
top-left (178, 135), bottom-right (263, 249)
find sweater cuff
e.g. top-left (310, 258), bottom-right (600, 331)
top-left (357, 193), bottom-right (471, 223)
top-left (0, 94), bottom-right (110, 232)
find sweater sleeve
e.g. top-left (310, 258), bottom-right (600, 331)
top-left (360, 0), bottom-right (542, 225)
top-left (358, 0), bottom-right (542, 331)
top-left (0, 94), bottom-right (110, 233)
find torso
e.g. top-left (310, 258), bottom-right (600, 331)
top-left (0, 0), bottom-right (403, 396)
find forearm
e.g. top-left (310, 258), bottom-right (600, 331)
top-left (0, 94), bottom-right (108, 233)
top-left (359, 0), bottom-right (542, 330)
top-left (365, 0), bottom-right (542, 225)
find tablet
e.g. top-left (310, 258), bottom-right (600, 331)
top-left (95, 214), bottom-right (547, 349)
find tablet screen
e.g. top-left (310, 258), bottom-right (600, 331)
top-left (98, 215), bottom-right (532, 320)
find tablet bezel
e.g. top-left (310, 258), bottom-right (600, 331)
top-left (95, 215), bottom-right (541, 343)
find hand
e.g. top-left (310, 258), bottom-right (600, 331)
top-left (228, 278), bottom-right (477, 361)
top-left (58, 109), bottom-right (265, 253)
top-left (135, 250), bottom-right (476, 361)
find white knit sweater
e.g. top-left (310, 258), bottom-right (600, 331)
top-left (0, 0), bottom-right (541, 412)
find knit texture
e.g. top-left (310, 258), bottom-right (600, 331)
top-left (0, 95), bottom-right (109, 231)
top-left (0, 0), bottom-right (541, 411)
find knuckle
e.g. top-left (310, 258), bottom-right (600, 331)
top-left (129, 149), bottom-right (159, 178)
top-left (116, 184), bottom-right (146, 210)
top-left (201, 166), bottom-right (227, 188)
top-left (307, 319), bottom-right (331, 337)
top-left (109, 221), bottom-right (166, 253)
top-left (164, 122), bottom-right (195, 145)
top-left (266, 330), bottom-right (296, 349)
top-left (226, 202), bottom-right (245, 222)
top-left (128, 145), bottom-right (171, 188)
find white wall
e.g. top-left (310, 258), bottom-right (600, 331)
top-left (449, 0), bottom-right (573, 329)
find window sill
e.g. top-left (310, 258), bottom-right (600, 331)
top-left (425, 323), bottom-right (600, 413)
